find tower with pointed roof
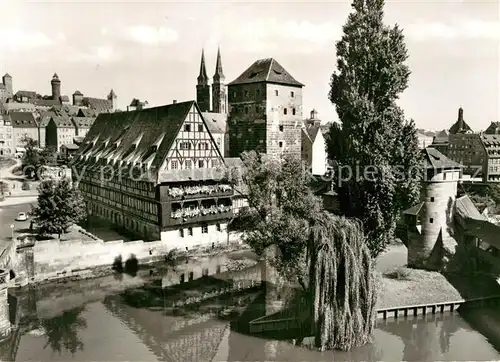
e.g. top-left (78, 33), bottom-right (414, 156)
top-left (227, 58), bottom-right (304, 158)
top-left (212, 47), bottom-right (227, 114)
top-left (51, 73), bottom-right (61, 100)
top-left (196, 50), bottom-right (210, 112)
top-left (107, 89), bottom-right (117, 112)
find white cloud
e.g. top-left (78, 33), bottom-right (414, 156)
top-left (123, 25), bottom-right (179, 46)
top-left (216, 17), bottom-right (341, 54)
top-left (0, 29), bottom-right (54, 51)
top-left (66, 45), bottom-right (121, 63)
top-left (406, 19), bottom-right (500, 41)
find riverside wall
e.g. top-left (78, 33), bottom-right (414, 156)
top-left (12, 232), bottom-right (243, 285)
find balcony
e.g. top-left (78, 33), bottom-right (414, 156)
top-left (168, 205), bottom-right (233, 226)
top-left (167, 184), bottom-right (233, 201)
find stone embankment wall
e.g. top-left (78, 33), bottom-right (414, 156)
top-left (13, 232), bottom-right (244, 285)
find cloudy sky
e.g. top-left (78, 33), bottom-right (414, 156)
top-left (0, 0), bottom-right (498, 131)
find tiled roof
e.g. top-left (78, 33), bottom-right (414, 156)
top-left (2, 102), bottom-right (35, 111)
top-left (15, 90), bottom-right (37, 99)
top-left (73, 90), bottom-right (83, 96)
top-left (73, 136), bottom-right (84, 144)
top-left (50, 110), bottom-right (73, 127)
top-left (39, 111), bottom-right (56, 127)
top-left (422, 147), bottom-right (463, 170)
top-left (81, 97), bottom-right (113, 113)
top-left (403, 202), bottom-right (424, 216)
top-left (77, 108), bottom-right (97, 117)
top-left (481, 134), bottom-right (500, 148)
top-left (462, 217), bottom-right (500, 250)
top-left (455, 195), bottom-right (486, 220)
top-left (228, 58), bottom-right (304, 87)
top-left (72, 116), bottom-right (95, 128)
top-left (201, 112), bottom-right (227, 134)
top-left (33, 98), bottom-right (60, 107)
top-left (305, 125), bottom-right (321, 142)
top-left (9, 112), bottom-right (38, 128)
top-left (74, 101), bottom-right (207, 181)
top-left (484, 122), bottom-right (500, 135)
top-left (60, 95), bottom-right (70, 102)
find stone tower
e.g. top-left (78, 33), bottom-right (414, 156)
top-left (107, 89), bottom-right (117, 112)
top-left (196, 49), bottom-right (210, 112)
top-left (227, 58), bottom-right (304, 158)
top-left (0, 269), bottom-right (10, 338)
top-left (404, 148), bottom-right (463, 269)
top-left (51, 73), bottom-right (61, 100)
top-left (2, 74), bottom-right (12, 98)
top-left (212, 47), bottom-right (227, 114)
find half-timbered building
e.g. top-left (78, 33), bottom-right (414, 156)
top-left (72, 100), bottom-right (235, 249)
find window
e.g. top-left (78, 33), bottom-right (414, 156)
top-left (216, 223), bottom-right (221, 232)
top-left (201, 223), bottom-right (208, 233)
top-left (189, 271), bottom-right (194, 281)
top-left (180, 274), bottom-right (185, 283)
top-left (179, 228), bottom-right (184, 237)
top-left (171, 160), bottom-right (178, 169)
top-left (430, 218), bottom-right (434, 223)
top-left (283, 108), bottom-right (287, 115)
top-left (430, 197), bottom-right (435, 202)
top-left (216, 265), bottom-right (221, 274)
top-left (291, 91), bottom-right (294, 97)
top-left (256, 89), bottom-right (260, 96)
top-left (443, 172), bottom-right (447, 180)
top-left (244, 90), bottom-right (249, 97)
top-left (180, 142), bottom-right (190, 150)
top-left (202, 268), bottom-right (209, 276)
top-left (198, 160), bottom-right (204, 168)
top-left (292, 108), bottom-right (296, 115)
top-left (212, 159), bottom-right (218, 168)
top-left (275, 90), bottom-right (279, 96)
top-left (188, 227), bottom-right (193, 236)
top-left (196, 124), bottom-right (204, 132)
top-left (245, 107), bottom-right (249, 115)
top-left (233, 91), bottom-right (236, 98)
top-left (185, 159), bottom-right (192, 168)
top-left (279, 141), bottom-right (283, 148)
top-left (279, 125), bottom-right (284, 132)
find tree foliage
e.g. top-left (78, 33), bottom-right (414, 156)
top-left (41, 307), bottom-right (87, 355)
top-left (21, 136), bottom-right (57, 179)
top-left (327, 0), bottom-right (422, 257)
top-left (31, 178), bottom-right (87, 237)
top-left (237, 151), bottom-right (376, 350)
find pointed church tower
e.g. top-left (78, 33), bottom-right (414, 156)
top-left (196, 49), bottom-right (211, 112)
top-left (212, 47), bottom-right (227, 114)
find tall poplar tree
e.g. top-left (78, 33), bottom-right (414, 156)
top-left (328, 0), bottom-right (422, 257)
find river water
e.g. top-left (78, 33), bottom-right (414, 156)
top-left (2, 247), bottom-right (500, 362)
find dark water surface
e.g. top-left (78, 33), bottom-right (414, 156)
top-left (2, 245), bottom-right (500, 362)
top-left (3, 279), bottom-right (499, 361)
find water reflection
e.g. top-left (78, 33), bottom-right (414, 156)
top-left (41, 307), bottom-right (87, 355)
top-left (2, 261), bottom-right (500, 361)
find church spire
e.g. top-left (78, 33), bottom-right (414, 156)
top-left (197, 49), bottom-right (209, 86)
top-left (213, 46), bottom-right (225, 83)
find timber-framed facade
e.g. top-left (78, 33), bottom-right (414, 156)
top-left (72, 100), bottom-right (235, 249)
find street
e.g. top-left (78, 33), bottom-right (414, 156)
top-left (0, 201), bottom-right (34, 252)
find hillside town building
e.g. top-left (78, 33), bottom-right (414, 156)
top-left (0, 114), bottom-right (13, 155)
top-left (72, 100), bottom-right (235, 248)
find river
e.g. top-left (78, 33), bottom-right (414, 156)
top-left (2, 246), bottom-right (500, 362)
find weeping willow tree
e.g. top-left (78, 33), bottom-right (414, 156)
top-left (307, 212), bottom-right (376, 351)
top-left (234, 151), bottom-right (377, 351)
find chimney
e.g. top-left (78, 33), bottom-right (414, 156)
top-left (173, 100), bottom-right (177, 104)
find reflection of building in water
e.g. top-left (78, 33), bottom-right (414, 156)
top-left (377, 313), bottom-right (465, 361)
top-left (102, 295), bottom-right (229, 362)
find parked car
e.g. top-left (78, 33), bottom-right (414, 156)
top-left (16, 212), bottom-right (28, 221)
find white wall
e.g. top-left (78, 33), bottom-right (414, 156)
top-left (311, 131), bottom-right (327, 176)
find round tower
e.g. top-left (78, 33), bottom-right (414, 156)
top-left (51, 73), bottom-right (61, 100)
top-left (407, 148), bottom-right (462, 269)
